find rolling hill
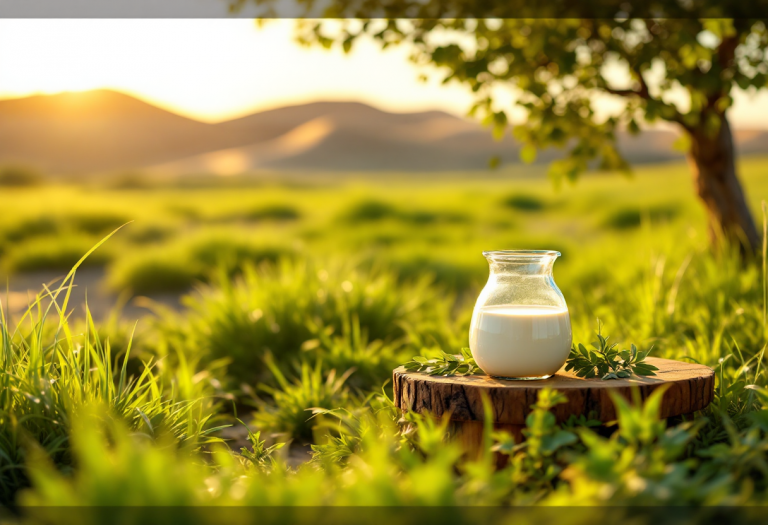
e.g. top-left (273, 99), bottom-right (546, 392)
top-left (0, 91), bottom-right (222, 172)
top-left (0, 89), bottom-right (764, 175)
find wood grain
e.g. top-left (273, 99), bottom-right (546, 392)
top-left (393, 357), bottom-right (714, 425)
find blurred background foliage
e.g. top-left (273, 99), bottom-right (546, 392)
top-left (289, 16), bottom-right (768, 253)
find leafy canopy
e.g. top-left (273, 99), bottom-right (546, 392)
top-left (279, 15), bottom-right (768, 181)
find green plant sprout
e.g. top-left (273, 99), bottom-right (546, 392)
top-left (565, 321), bottom-right (658, 380)
top-left (236, 419), bottom-right (285, 470)
top-left (403, 347), bottom-right (484, 377)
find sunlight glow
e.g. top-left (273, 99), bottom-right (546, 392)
top-left (0, 19), bottom-right (479, 122)
top-left (0, 19), bottom-right (766, 127)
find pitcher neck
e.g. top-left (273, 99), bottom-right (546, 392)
top-left (483, 250), bottom-right (560, 278)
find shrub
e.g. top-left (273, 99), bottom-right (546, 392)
top-left (166, 204), bottom-right (202, 221)
top-left (384, 253), bottom-right (484, 293)
top-left (3, 235), bottom-right (113, 272)
top-left (154, 259), bottom-right (455, 387)
top-left (243, 204), bottom-right (301, 222)
top-left (502, 193), bottom-right (546, 211)
top-left (126, 224), bottom-right (176, 244)
top-left (188, 237), bottom-right (290, 270)
top-left (339, 199), bottom-right (468, 225)
top-left (108, 171), bottom-right (152, 189)
top-left (110, 257), bottom-right (200, 294)
top-left (340, 199), bottom-right (399, 222)
top-left (68, 212), bottom-right (130, 235)
top-left (2, 216), bottom-right (59, 243)
top-left (302, 314), bottom-right (407, 391)
top-left (603, 203), bottom-right (679, 230)
top-left (108, 235), bottom-right (295, 294)
top-left (252, 359), bottom-right (353, 443)
top-left (0, 165), bottom-right (43, 187)
top-left (403, 210), bottom-right (469, 225)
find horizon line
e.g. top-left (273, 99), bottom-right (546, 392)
top-left (0, 87), bottom-right (469, 125)
top-left (2, 87), bottom-right (765, 134)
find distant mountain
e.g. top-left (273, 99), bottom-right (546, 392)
top-left (0, 90), bottom-right (245, 173)
top-left (0, 89), bottom-right (765, 175)
top-left (156, 101), bottom-right (523, 174)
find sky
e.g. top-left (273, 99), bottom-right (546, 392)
top-left (1, 19), bottom-right (768, 127)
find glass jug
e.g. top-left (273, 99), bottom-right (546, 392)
top-left (469, 250), bottom-right (571, 380)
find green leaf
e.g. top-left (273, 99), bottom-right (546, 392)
top-left (542, 430), bottom-right (577, 453)
top-left (632, 365), bottom-right (657, 376)
top-left (566, 321), bottom-right (655, 381)
top-left (520, 144), bottom-right (537, 164)
top-left (402, 348), bottom-right (483, 377)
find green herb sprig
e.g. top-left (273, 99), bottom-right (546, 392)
top-left (403, 347), bottom-right (484, 377)
top-left (565, 321), bottom-right (658, 380)
top-left (237, 418), bottom-right (285, 469)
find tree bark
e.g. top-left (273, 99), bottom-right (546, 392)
top-left (686, 116), bottom-right (760, 254)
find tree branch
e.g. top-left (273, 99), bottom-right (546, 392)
top-left (603, 75), bottom-right (692, 133)
top-left (709, 32), bottom-right (740, 113)
top-left (631, 65), bottom-right (650, 100)
top-left (668, 113), bottom-right (694, 134)
top-left (603, 86), bottom-right (647, 98)
top-left (717, 34), bottom-right (739, 70)
top-left (602, 64), bottom-right (650, 100)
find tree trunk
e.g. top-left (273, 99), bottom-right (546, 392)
top-left (686, 116), bottom-right (760, 254)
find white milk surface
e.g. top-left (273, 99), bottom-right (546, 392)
top-left (469, 305), bottom-right (572, 378)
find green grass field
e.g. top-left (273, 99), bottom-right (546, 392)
top-left (2, 158), bottom-right (768, 517)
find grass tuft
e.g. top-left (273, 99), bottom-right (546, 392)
top-left (502, 193), bottom-right (546, 211)
top-left (603, 203), bottom-right (679, 230)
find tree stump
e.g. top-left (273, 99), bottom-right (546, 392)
top-left (393, 357), bottom-right (714, 460)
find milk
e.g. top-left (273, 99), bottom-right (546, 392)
top-left (469, 305), bottom-right (572, 379)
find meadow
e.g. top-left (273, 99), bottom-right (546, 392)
top-left (1, 158), bottom-right (768, 520)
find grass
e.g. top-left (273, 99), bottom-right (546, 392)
top-left (252, 359), bottom-right (354, 443)
top-left (338, 198), bottom-right (469, 225)
top-left (1, 158), bottom-right (768, 516)
top-left (502, 193), bottom-right (547, 211)
top-left (0, 165), bottom-right (42, 187)
top-left (107, 232), bottom-right (296, 293)
top-left (153, 258), bottom-right (455, 387)
top-left (2, 216), bottom-right (59, 243)
top-left (2, 234), bottom-right (114, 273)
top-left (241, 203), bottom-right (301, 222)
top-left (0, 237), bottom-right (223, 504)
top-left (602, 202), bottom-right (680, 229)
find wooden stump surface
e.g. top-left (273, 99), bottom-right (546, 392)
top-left (393, 357), bottom-right (714, 425)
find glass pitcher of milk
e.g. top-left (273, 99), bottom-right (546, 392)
top-left (469, 250), bottom-right (572, 380)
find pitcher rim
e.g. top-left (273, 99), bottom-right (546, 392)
top-left (482, 250), bottom-right (561, 260)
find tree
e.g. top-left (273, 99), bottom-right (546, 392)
top-left (235, 6), bottom-right (768, 252)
